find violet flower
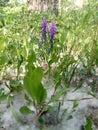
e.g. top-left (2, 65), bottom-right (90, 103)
top-left (50, 23), bottom-right (56, 42)
top-left (42, 18), bottom-right (47, 42)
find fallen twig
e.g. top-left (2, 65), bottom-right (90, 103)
top-left (57, 97), bottom-right (96, 102)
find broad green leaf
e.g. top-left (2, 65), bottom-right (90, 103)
top-left (24, 67), bottom-right (47, 105)
top-left (20, 106), bottom-right (32, 115)
top-left (84, 118), bottom-right (93, 130)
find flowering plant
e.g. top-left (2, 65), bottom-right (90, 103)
top-left (41, 19), bottom-right (56, 42)
top-left (41, 19), bottom-right (56, 54)
top-left (50, 22), bottom-right (56, 42)
top-left (42, 18), bottom-right (47, 42)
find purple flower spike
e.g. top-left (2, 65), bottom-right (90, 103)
top-left (50, 23), bottom-right (56, 41)
top-left (42, 18), bottom-right (47, 42)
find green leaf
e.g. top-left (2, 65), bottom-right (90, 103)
top-left (67, 115), bottom-right (73, 120)
top-left (24, 67), bottom-right (47, 105)
top-left (10, 102), bottom-right (22, 123)
top-left (84, 118), bottom-right (93, 130)
top-left (51, 88), bottom-right (69, 102)
top-left (0, 94), bottom-right (9, 101)
top-left (23, 46), bottom-right (28, 60)
top-left (0, 54), bottom-right (8, 65)
top-left (73, 100), bottom-right (78, 109)
top-left (27, 51), bottom-right (36, 64)
top-left (20, 106), bottom-right (32, 115)
top-left (10, 80), bottom-right (22, 87)
top-left (38, 117), bottom-right (44, 125)
top-left (0, 89), bottom-right (9, 101)
top-left (26, 51), bottom-right (36, 71)
top-left (24, 94), bottom-right (32, 102)
top-left (54, 80), bottom-right (61, 90)
top-left (0, 38), bottom-right (5, 51)
top-left (73, 82), bottom-right (83, 92)
top-left (10, 80), bottom-right (23, 91)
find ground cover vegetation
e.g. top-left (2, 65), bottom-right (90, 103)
top-left (0, 0), bottom-right (98, 129)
